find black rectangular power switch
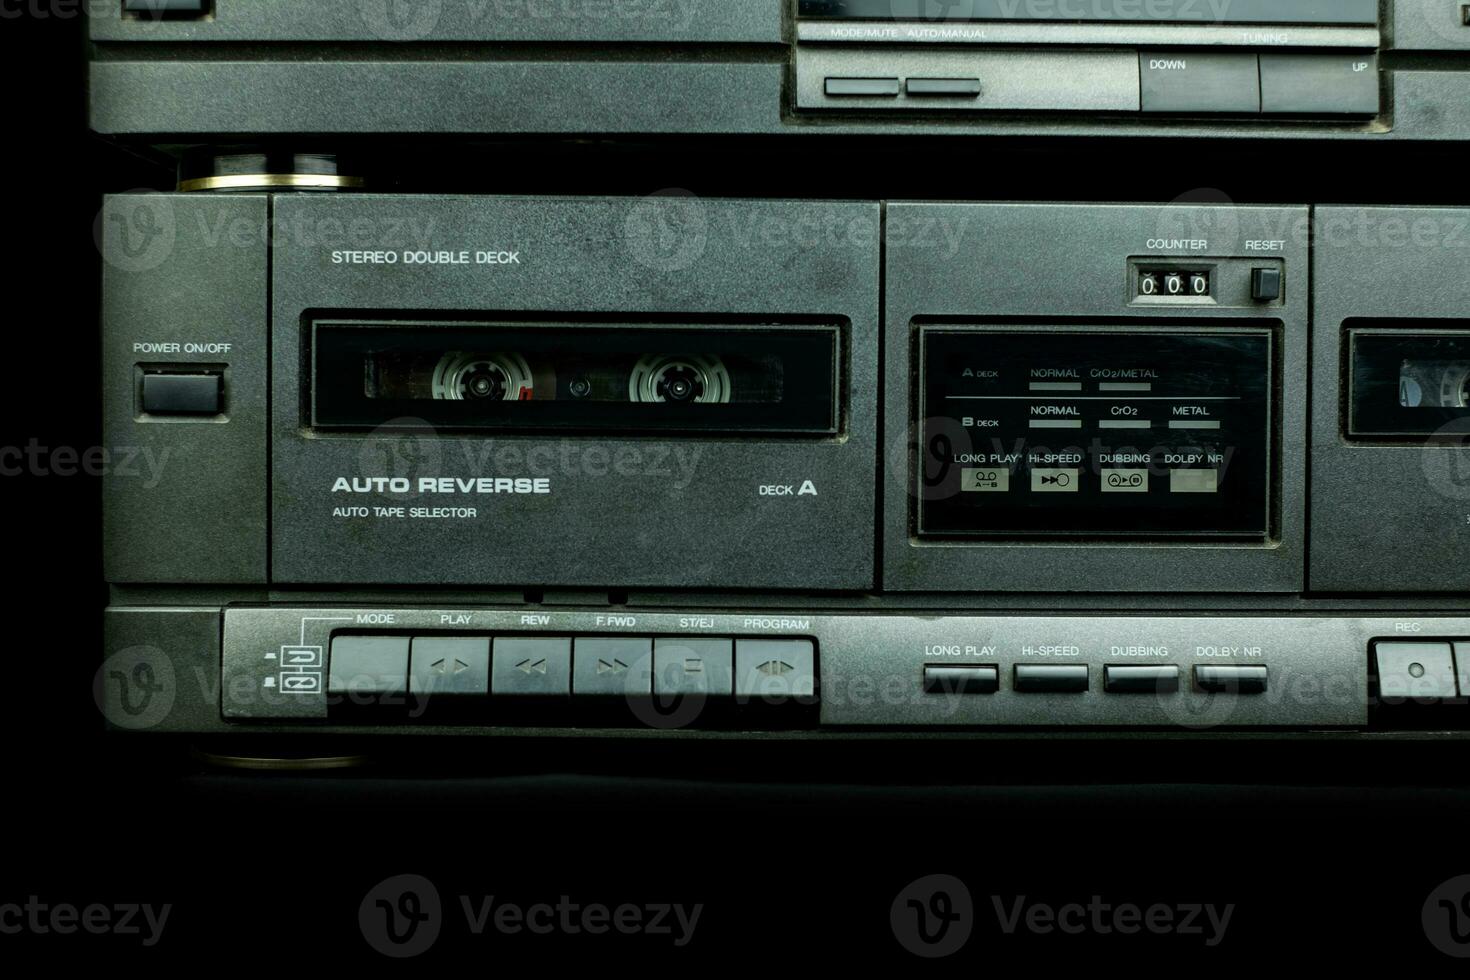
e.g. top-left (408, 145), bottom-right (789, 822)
top-left (140, 372), bottom-right (222, 415)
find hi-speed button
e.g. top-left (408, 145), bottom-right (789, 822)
top-left (1031, 469), bottom-right (1079, 492)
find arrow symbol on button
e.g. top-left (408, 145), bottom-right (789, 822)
top-left (757, 660), bottom-right (795, 676)
top-left (516, 658), bottom-right (548, 675)
top-left (429, 657), bottom-right (471, 675)
top-left (597, 658), bottom-right (629, 675)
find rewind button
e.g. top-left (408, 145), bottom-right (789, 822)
top-left (491, 637), bottom-right (571, 696)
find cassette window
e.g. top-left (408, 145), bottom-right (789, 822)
top-left (916, 326), bottom-right (1273, 540)
top-left (1347, 327), bottom-right (1470, 440)
top-left (311, 320), bottom-right (841, 436)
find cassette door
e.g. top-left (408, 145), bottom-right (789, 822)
top-left (270, 195), bottom-right (879, 591)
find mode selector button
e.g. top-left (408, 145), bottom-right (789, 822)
top-left (328, 636), bottom-right (410, 698)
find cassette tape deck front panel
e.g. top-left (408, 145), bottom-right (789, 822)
top-left (269, 195), bottom-right (880, 591)
top-left (97, 196), bottom-right (1470, 737)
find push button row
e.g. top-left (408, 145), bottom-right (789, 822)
top-left (1140, 51), bottom-right (1378, 115)
top-left (328, 635), bottom-right (816, 701)
top-left (824, 76), bottom-right (980, 98)
top-left (924, 663), bottom-right (1268, 694)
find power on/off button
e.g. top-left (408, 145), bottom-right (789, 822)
top-left (140, 372), bottom-right (222, 415)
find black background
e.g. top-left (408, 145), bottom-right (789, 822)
top-left (8, 7), bottom-right (1470, 967)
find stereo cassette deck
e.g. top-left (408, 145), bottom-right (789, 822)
top-left (97, 194), bottom-right (1470, 738)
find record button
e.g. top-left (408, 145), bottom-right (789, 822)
top-left (1374, 641), bottom-right (1457, 700)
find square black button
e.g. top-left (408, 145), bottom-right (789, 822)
top-left (1251, 267), bottom-right (1283, 302)
top-left (141, 373), bottom-right (221, 415)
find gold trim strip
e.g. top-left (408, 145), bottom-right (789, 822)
top-left (178, 173), bottom-right (366, 192)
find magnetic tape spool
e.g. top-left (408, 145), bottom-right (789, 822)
top-left (431, 352), bottom-right (536, 401)
top-left (627, 354), bottom-right (732, 404)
